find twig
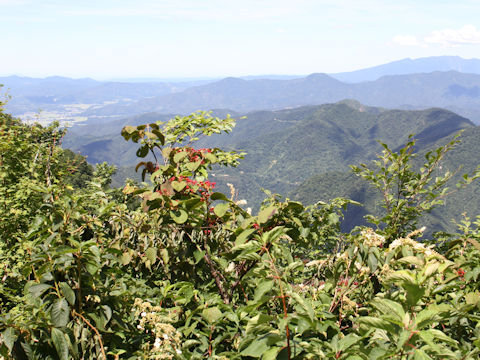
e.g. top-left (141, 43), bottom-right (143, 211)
top-left (72, 309), bottom-right (107, 359)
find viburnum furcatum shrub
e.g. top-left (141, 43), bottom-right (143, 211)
top-left (1, 109), bottom-right (480, 359)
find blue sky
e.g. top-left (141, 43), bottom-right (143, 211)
top-left (2, 0), bottom-right (480, 79)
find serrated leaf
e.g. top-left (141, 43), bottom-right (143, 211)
top-left (371, 298), bottom-right (405, 322)
top-left (235, 228), bottom-right (256, 245)
top-left (338, 333), bottom-right (360, 351)
top-left (59, 282), bottom-right (75, 306)
top-left (202, 307), bottom-right (222, 324)
top-left (51, 298), bottom-right (70, 327)
top-left (2, 327), bottom-right (17, 353)
top-left (356, 316), bottom-right (397, 332)
top-left (51, 328), bottom-right (69, 360)
top-left (262, 346), bottom-right (281, 360)
top-left (413, 348), bottom-right (433, 360)
top-left (28, 283), bottom-right (52, 298)
top-left (258, 205), bottom-right (277, 224)
top-left (145, 247), bottom-right (157, 265)
top-left (240, 338), bottom-right (269, 358)
top-left (253, 280), bottom-right (274, 302)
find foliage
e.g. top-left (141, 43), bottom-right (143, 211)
top-left (2, 107), bottom-right (480, 359)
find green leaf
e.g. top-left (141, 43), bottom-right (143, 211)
top-left (210, 192), bottom-right (230, 201)
top-left (356, 316), bottom-right (397, 332)
top-left (262, 346), bottom-right (281, 360)
top-left (145, 247), bottom-right (157, 265)
top-left (170, 209), bottom-right (188, 224)
top-left (28, 283), bottom-right (52, 298)
top-left (121, 251), bottom-right (132, 265)
top-left (186, 160), bottom-right (202, 172)
top-left (241, 338), bottom-right (269, 358)
top-left (171, 180), bottom-right (186, 192)
top-left (235, 228), bottom-right (256, 245)
top-left (338, 334), bottom-right (360, 351)
top-left (245, 314), bottom-right (273, 334)
top-left (413, 349), bottom-right (433, 360)
top-left (173, 151), bottom-right (188, 163)
top-left (253, 280), bottom-right (274, 302)
top-left (51, 298), bottom-right (70, 327)
top-left (214, 202), bottom-right (229, 217)
top-left (202, 307), bottom-right (222, 324)
top-left (59, 282), bottom-right (75, 306)
top-left (258, 205), bottom-right (277, 224)
top-left (371, 298), bottom-right (405, 322)
top-left (2, 327), bottom-right (17, 353)
top-left (51, 328), bottom-right (69, 360)
top-left (136, 145), bottom-right (149, 158)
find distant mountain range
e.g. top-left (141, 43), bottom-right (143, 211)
top-left (3, 56), bottom-right (480, 124)
top-left (80, 70), bottom-right (480, 124)
top-left (0, 75), bottom-right (212, 115)
top-left (330, 56), bottom-right (480, 82)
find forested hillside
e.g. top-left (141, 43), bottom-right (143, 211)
top-left (63, 100), bottom-right (475, 220)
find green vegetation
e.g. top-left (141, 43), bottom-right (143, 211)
top-left (3, 104), bottom-right (480, 359)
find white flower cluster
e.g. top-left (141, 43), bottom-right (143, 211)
top-left (388, 227), bottom-right (441, 259)
top-left (133, 298), bottom-right (182, 359)
top-left (361, 228), bottom-right (385, 247)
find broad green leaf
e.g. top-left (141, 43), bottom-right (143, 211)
top-left (210, 192), bottom-right (230, 201)
top-left (173, 151), bottom-right (188, 163)
top-left (214, 202), bottom-right (229, 217)
top-left (145, 247), bottom-right (157, 265)
top-left (186, 160), bottom-right (202, 172)
top-left (136, 145), bottom-right (149, 158)
top-left (338, 334), bottom-right (361, 351)
top-left (423, 262), bottom-right (440, 278)
top-left (51, 298), bottom-right (70, 327)
top-left (245, 314), bottom-right (273, 334)
top-left (356, 316), bottom-right (397, 332)
top-left (414, 349), bottom-right (433, 360)
top-left (28, 283), bottom-right (52, 298)
top-left (262, 346), bottom-right (281, 360)
top-left (51, 328), bottom-right (69, 360)
top-left (171, 180), bottom-right (186, 192)
top-left (253, 280), bottom-right (274, 302)
top-left (2, 327), bottom-right (17, 353)
top-left (202, 307), bottom-right (222, 324)
top-left (59, 282), bottom-right (75, 306)
top-left (465, 291), bottom-right (480, 305)
top-left (235, 228), bottom-right (256, 245)
top-left (121, 251), bottom-right (132, 265)
top-left (258, 205), bottom-right (277, 224)
top-left (240, 338), bottom-right (269, 358)
top-left (371, 298), bottom-right (405, 322)
top-left (170, 209), bottom-right (188, 224)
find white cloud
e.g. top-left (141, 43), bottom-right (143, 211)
top-left (392, 25), bottom-right (480, 48)
top-left (424, 25), bottom-right (480, 46)
top-left (392, 35), bottom-right (421, 46)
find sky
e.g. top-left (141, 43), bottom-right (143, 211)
top-left (2, 0), bottom-right (480, 79)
